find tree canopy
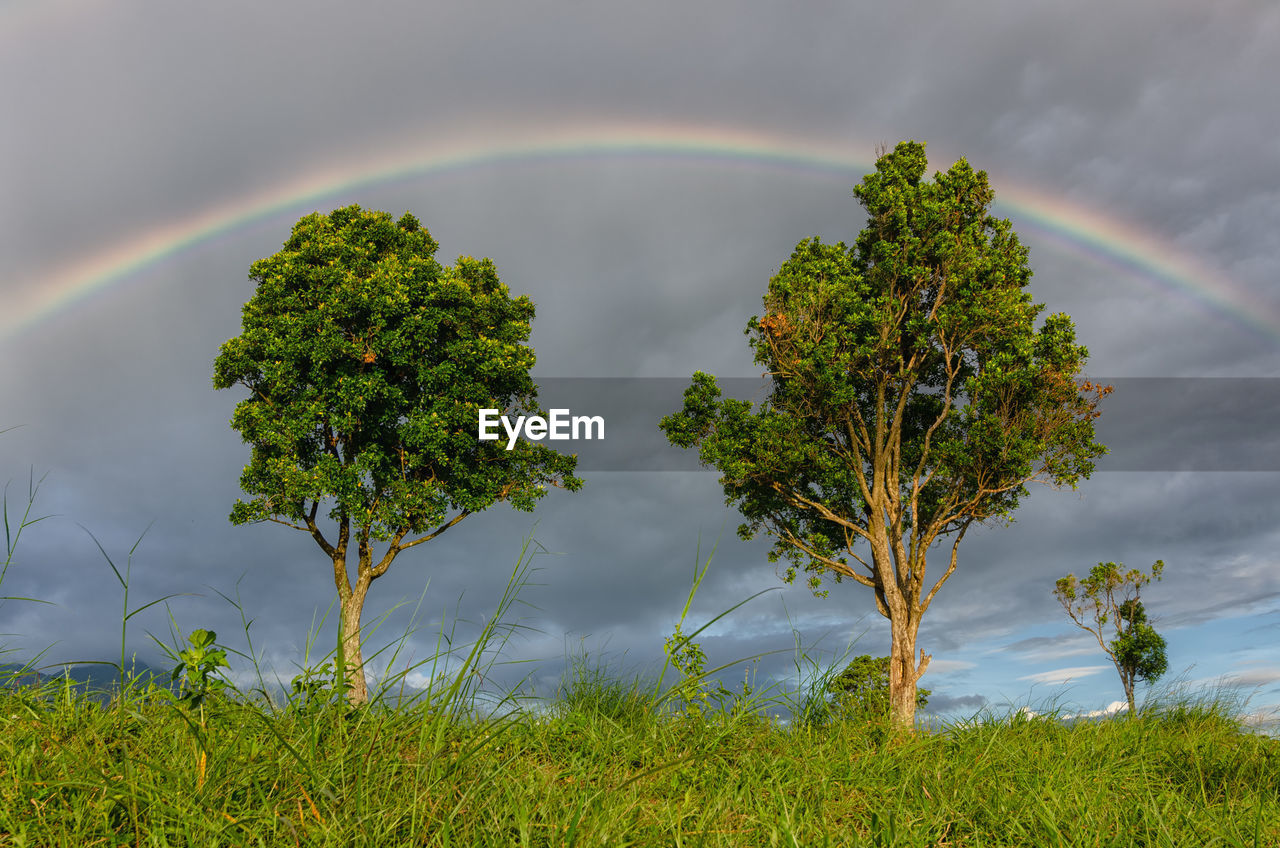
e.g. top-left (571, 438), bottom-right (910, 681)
top-left (661, 141), bottom-right (1109, 731)
top-left (214, 204), bottom-right (580, 704)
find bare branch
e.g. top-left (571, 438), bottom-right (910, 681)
top-left (920, 523), bottom-right (969, 614)
top-left (261, 516), bottom-right (310, 533)
top-left (774, 482), bottom-right (873, 544)
top-left (302, 504), bottom-right (336, 559)
top-left (915, 648), bottom-right (931, 683)
top-left (370, 527), bottom-right (410, 579)
top-left (398, 509), bottom-right (473, 552)
top-left (775, 525), bottom-right (876, 589)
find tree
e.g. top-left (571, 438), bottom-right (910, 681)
top-left (214, 205), bottom-right (581, 705)
top-left (826, 654), bottom-right (930, 724)
top-left (660, 141), bottom-right (1109, 732)
top-left (1113, 599), bottom-right (1168, 689)
top-left (1054, 560), bottom-right (1167, 715)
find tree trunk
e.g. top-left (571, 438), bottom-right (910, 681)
top-left (1119, 666), bottom-right (1136, 717)
top-left (888, 614), bottom-right (924, 733)
top-left (338, 581), bottom-right (370, 706)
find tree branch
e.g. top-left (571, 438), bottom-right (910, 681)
top-left (920, 522), bottom-right (969, 614)
top-left (261, 516), bottom-right (310, 533)
top-left (775, 525), bottom-right (876, 588)
top-left (398, 509), bottom-right (473, 552)
top-left (302, 503), bottom-right (336, 559)
top-left (370, 527), bottom-right (410, 579)
top-left (774, 482), bottom-right (872, 543)
top-left (915, 647), bottom-right (931, 683)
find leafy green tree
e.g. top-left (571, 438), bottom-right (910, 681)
top-left (214, 205), bottom-right (581, 705)
top-left (661, 141), bottom-right (1108, 731)
top-left (1054, 560), bottom-right (1167, 715)
top-left (829, 655), bottom-right (931, 722)
top-left (827, 654), bottom-right (930, 724)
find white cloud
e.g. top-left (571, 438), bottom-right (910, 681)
top-left (1063, 701), bottom-right (1129, 719)
top-left (1018, 665), bottom-right (1112, 685)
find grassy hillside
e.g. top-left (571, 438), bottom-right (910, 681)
top-left (1, 661), bottom-right (1276, 846)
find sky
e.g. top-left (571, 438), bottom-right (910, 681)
top-left (2, 0), bottom-right (1279, 728)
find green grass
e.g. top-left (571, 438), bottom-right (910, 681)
top-left (1, 657), bottom-right (1277, 846)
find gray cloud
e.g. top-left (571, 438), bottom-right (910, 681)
top-left (924, 693), bottom-right (989, 715)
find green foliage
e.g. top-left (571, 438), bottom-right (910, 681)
top-left (1113, 599), bottom-right (1168, 685)
top-left (556, 652), bottom-right (655, 726)
top-left (661, 142), bottom-right (1107, 594)
top-left (214, 204), bottom-right (580, 537)
top-left (168, 629), bottom-right (229, 711)
top-left (2, 465), bottom-right (51, 597)
top-left (1054, 560), bottom-right (1167, 713)
top-left (661, 141), bottom-right (1107, 728)
top-left (663, 622), bottom-right (710, 716)
top-left (214, 205), bottom-right (581, 702)
top-left (827, 655), bottom-right (930, 722)
top-left (288, 660), bottom-right (348, 715)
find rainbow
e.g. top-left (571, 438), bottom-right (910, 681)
top-left (4, 122), bottom-right (1275, 344)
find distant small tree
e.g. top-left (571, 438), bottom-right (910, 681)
top-left (1054, 560), bottom-right (1167, 715)
top-left (827, 654), bottom-right (930, 724)
top-left (214, 205), bottom-right (581, 705)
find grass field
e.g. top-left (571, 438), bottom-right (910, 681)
top-left (1, 657), bottom-right (1277, 847)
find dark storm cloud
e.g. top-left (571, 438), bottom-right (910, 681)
top-left (9, 0), bottom-right (1275, 282)
top-left (2, 0), bottom-right (1278, 720)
